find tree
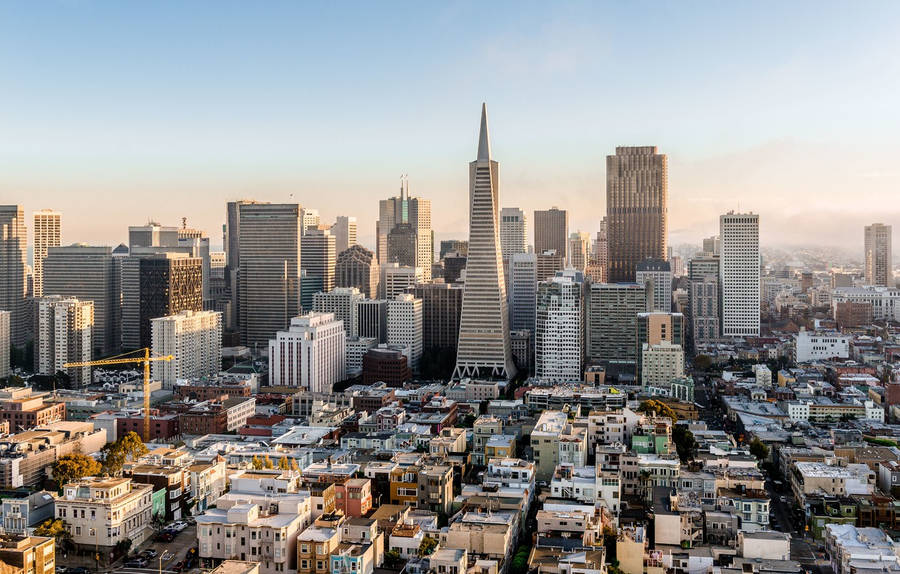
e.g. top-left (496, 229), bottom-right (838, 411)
top-left (693, 355), bottom-right (713, 371)
top-left (100, 431), bottom-right (149, 475)
top-left (509, 545), bottom-right (531, 574)
top-left (290, 458), bottom-right (299, 471)
top-left (52, 452), bottom-right (101, 487)
top-left (749, 437), bottom-right (769, 461)
top-left (251, 455), bottom-right (264, 470)
top-left (384, 550), bottom-right (403, 568)
top-left (264, 455), bottom-right (274, 469)
top-left (35, 519), bottom-right (70, 544)
top-left (455, 414), bottom-right (476, 428)
top-left (637, 399), bottom-right (677, 423)
top-left (417, 537), bottom-right (438, 557)
top-left (278, 456), bottom-right (289, 470)
top-left (672, 425), bottom-right (697, 463)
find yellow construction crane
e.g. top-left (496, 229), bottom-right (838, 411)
top-left (64, 348), bottom-right (173, 442)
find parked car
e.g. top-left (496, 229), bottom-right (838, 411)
top-left (141, 549), bottom-right (158, 560)
top-left (156, 531), bottom-right (176, 543)
top-left (168, 520), bottom-right (189, 532)
top-left (172, 560), bottom-right (186, 572)
top-left (125, 559), bottom-right (148, 568)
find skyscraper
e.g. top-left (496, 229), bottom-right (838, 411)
top-left (606, 146), bottom-right (668, 282)
top-left (387, 294), bottom-right (423, 373)
top-left (35, 296), bottom-right (94, 384)
top-left (453, 104), bottom-right (516, 380)
top-left (43, 245), bottom-right (120, 357)
top-left (568, 231), bottom-right (591, 271)
top-left (720, 211), bottom-right (760, 337)
top-left (688, 255), bottom-right (720, 345)
top-left (268, 312), bottom-right (346, 392)
top-left (377, 179), bottom-right (433, 280)
top-left (0, 311), bottom-right (8, 379)
top-left (332, 216), bottom-right (358, 255)
top-left (508, 253), bottom-right (537, 332)
top-left (411, 282), bottom-right (463, 353)
top-left (865, 223), bottom-right (893, 287)
top-left (635, 259), bottom-right (672, 312)
top-left (313, 287), bottom-right (365, 337)
top-left (226, 199), bottom-right (260, 332)
top-left (238, 203), bottom-right (302, 349)
top-left (380, 264), bottom-right (423, 300)
top-left (534, 207), bottom-right (568, 262)
top-left (32, 210), bottom-right (61, 298)
top-left (587, 282), bottom-right (650, 365)
top-left (0, 206), bottom-right (27, 346)
top-left (301, 227), bottom-right (337, 296)
top-left (535, 272), bottom-right (584, 383)
top-left (336, 245), bottom-right (379, 299)
top-left (593, 217), bottom-right (608, 268)
top-left (151, 310), bottom-right (222, 388)
top-left (500, 207), bottom-right (528, 260)
top-left (300, 208), bottom-right (321, 235)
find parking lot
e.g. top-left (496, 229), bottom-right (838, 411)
top-left (113, 523), bottom-right (198, 574)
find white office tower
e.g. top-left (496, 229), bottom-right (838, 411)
top-left (313, 287), bottom-right (364, 337)
top-left (0, 206), bottom-right (27, 346)
top-left (332, 216), bottom-right (358, 255)
top-left (35, 296), bottom-right (94, 384)
top-left (387, 294), bottom-right (423, 373)
top-left (453, 104), bottom-right (516, 380)
top-left (509, 253), bottom-right (537, 332)
top-left (380, 263), bottom-right (423, 299)
top-left (636, 258), bottom-right (672, 312)
top-left (720, 212), bottom-right (760, 337)
top-left (301, 227), bottom-right (337, 294)
top-left (238, 203), bottom-right (302, 349)
top-left (864, 223), bottom-right (893, 287)
top-left (500, 207), bottom-right (528, 260)
top-left (377, 178), bottom-right (433, 280)
top-left (535, 272), bottom-right (584, 383)
top-left (568, 231), bottom-right (591, 271)
top-left (32, 209), bottom-right (61, 298)
top-left (0, 311), bottom-right (9, 379)
top-left (151, 310), bottom-right (222, 388)
top-left (268, 312), bottom-right (346, 392)
top-left (300, 208), bottom-right (320, 235)
top-left (641, 341), bottom-right (685, 390)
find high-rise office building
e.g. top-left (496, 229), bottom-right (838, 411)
top-left (121, 253), bottom-right (203, 349)
top-left (453, 104), bottom-right (516, 380)
top-left (509, 253), bottom-right (537, 332)
top-left (32, 210), bottom-right (61, 298)
top-left (411, 282), bottom-right (463, 352)
top-left (441, 252), bottom-right (467, 284)
top-left (688, 255), bottom-right (720, 345)
top-left (535, 272), bottom-right (584, 382)
top-left (440, 240), bottom-right (468, 259)
top-left (225, 199), bottom-right (260, 332)
top-left (568, 231), bottom-right (591, 271)
top-left (300, 208), bottom-right (321, 235)
top-left (534, 207), bottom-right (568, 262)
top-left (865, 223), bottom-right (893, 287)
top-left (0, 311), bottom-right (9, 379)
top-left (35, 296), bottom-right (94, 384)
top-left (380, 264), bottom-right (423, 300)
top-left (238, 203), bottom-right (302, 349)
top-left (387, 223), bottom-right (418, 267)
top-left (0, 206), bottom-right (27, 346)
top-left (720, 212), bottom-right (760, 337)
top-left (313, 287), bottom-right (365, 337)
top-left (151, 310), bottom-right (222, 388)
top-left (606, 146), bottom-right (668, 282)
top-left (377, 180), bottom-right (433, 280)
top-left (354, 299), bottom-right (388, 343)
top-left (593, 217), bottom-right (608, 268)
top-left (587, 282), bottom-right (649, 365)
top-left (332, 216), bottom-right (358, 255)
top-left (536, 250), bottom-right (565, 282)
top-left (129, 223), bottom-right (180, 249)
top-left (500, 208), bottom-right (528, 260)
top-left (702, 235), bottom-right (720, 256)
top-left (268, 312), bottom-right (346, 392)
top-left (387, 294), bottom-right (423, 373)
top-left (301, 227), bottom-right (336, 297)
top-left (43, 245), bottom-right (121, 357)
top-left (336, 245), bottom-right (379, 299)
top-left (635, 259), bottom-right (672, 312)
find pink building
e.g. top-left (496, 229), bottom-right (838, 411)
top-left (335, 478), bottom-right (373, 518)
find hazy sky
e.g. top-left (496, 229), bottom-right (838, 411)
top-left (2, 1), bottom-right (899, 252)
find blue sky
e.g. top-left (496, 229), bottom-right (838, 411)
top-left (2, 1), bottom-right (899, 250)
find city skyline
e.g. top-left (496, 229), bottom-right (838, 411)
top-left (3, 2), bottom-right (900, 251)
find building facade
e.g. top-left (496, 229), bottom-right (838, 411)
top-left (864, 223), bottom-right (893, 287)
top-left (151, 310), bottom-right (222, 388)
top-left (636, 258), bottom-right (672, 313)
top-left (376, 180), bottom-right (433, 281)
top-left (32, 210), bottom-right (61, 299)
top-left (313, 287), bottom-right (365, 337)
top-left (336, 245), bottom-right (379, 299)
top-left (534, 208), bottom-right (568, 263)
top-left (587, 283), bottom-right (649, 365)
top-left (387, 295), bottom-right (423, 373)
top-left (35, 296), bottom-right (94, 384)
top-left (0, 205), bottom-right (27, 347)
top-left (332, 216), bottom-right (358, 255)
top-left (720, 212), bottom-right (760, 337)
top-left (268, 313), bottom-right (346, 392)
top-left (535, 273), bottom-right (584, 382)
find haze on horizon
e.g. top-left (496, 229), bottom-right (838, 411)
top-left (2, 1), bottom-right (899, 253)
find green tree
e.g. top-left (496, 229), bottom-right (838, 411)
top-left (455, 413), bottom-right (476, 428)
top-left (383, 550), bottom-right (403, 568)
top-left (749, 437), bottom-right (770, 461)
top-left (693, 355), bottom-right (713, 370)
top-left (672, 425), bottom-right (697, 463)
top-left (52, 452), bottom-right (102, 487)
top-left (637, 399), bottom-right (678, 423)
top-left (100, 431), bottom-right (149, 475)
top-left (509, 545), bottom-right (531, 574)
top-left (417, 537), bottom-right (438, 557)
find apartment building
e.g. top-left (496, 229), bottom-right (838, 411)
top-left (56, 477), bottom-right (154, 552)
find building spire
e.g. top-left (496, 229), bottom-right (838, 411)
top-left (477, 102), bottom-right (491, 161)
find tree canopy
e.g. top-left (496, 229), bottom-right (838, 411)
top-left (52, 452), bottom-right (101, 487)
top-left (637, 399), bottom-right (678, 423)
top-left (749, 437), bottom-right (770, 461)
top-left (672, 425), bottom-right (697, 463)
top-left (100, 431), bottom-right (149, 475)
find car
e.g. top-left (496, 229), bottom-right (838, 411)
top-left (125, 559), bottom-right (148, 568)
top-left (169, 520), bottom-right (189, 532)
top-left (141, 549), bottom-right (158, 560)
top-left (66, 568), bottom-right (89, 574)
top-left (172, 560), bottom-right (186, 572)
top-left (156, 531), bottom-right (176, 543)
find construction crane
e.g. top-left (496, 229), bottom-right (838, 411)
top-left (64, 348), bottom-right (173, 442)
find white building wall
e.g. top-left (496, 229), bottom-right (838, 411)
top-left (387, 294), bottom-right (423, 373)
top-left (720, 212), bottom-right (760, 336)
top-left (268, 312), bottom-right (346, 392)
top-left (151, 310), bottom-right (222, 388)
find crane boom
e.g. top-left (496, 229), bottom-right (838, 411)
top-left (64, 348), bottom-right (173, 442)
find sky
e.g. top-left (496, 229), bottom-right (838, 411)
top-left (2, 1), bottom-right (900, 253)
